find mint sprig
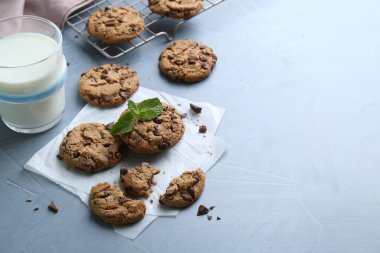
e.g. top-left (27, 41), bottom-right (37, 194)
top-left (110, 97), bottom-right (164, 135)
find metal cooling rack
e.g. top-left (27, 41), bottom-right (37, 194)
top-left (66, 0), bottom-right (225, 59)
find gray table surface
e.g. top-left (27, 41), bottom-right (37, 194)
top-left (2, 0), bottom-right (380, 252)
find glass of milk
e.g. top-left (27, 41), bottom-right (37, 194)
top-left (0, 16), bottom-right (66, 133)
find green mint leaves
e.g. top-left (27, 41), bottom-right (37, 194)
top-left (110, 98), bottom-right (164, 135)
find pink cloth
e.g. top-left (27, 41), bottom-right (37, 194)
top-left (0, 0), bottom-right (93, 29)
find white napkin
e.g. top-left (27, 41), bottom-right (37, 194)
top-left (24, 87), bottom-right (226, 239)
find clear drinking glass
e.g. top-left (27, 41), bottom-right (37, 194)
top-left (0, 15), bottom-right (66, 133)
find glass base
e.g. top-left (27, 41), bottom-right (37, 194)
top-left (2, 110), bottom-right (64, 134)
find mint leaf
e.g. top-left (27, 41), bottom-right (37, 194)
top-left (110, 97), bottom-right (164, 135)
top-left (110, 111), bottom-right (136, 135)
top-left (137, 98), bottom-right (164, 114)
top-left (128, 100), bottom-right (139, 115)
top-left (137, 109), bottom-right (159, 121)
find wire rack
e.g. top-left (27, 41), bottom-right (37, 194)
top-left (66, 0), bottom-right (225, 59)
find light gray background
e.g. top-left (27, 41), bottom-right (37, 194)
top-left (2, 0), bottom-right (380, 252)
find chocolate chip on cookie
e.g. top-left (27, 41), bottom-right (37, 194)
top-left (159, 168), bottom-right (205, 208)
top-left (120, 162), bottom-right (160, 197)
top-left (120, 103), bottom-right (185, 153)
top-left (159, 40), bottom-right (217, 83)
top-left (79, 64), bottom-right (139, 107)
top-left (58, 123), bottom-right (123, 173)
top-left (90, 182), bottom-right (146, 224)
top-left (148, 0), bottom-right (204, 19)
top-left (86, 6), bottom-right (144, 44)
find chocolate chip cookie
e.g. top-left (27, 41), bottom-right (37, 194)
top-left (120, 162), bottom-right (160, 197)
top-left (79, 64), bottom-right (139, 107)
top-left (148, 0), bottom-right (204, 19)
top-left (90, 182), bottom-right (146, 224)
top-left (159, 40), bottom-right (217, 83)
top-left (59, 123), bottom-right (123, 173)
top-left (159, 168), bottom-right (205, 208)
top-left (87, 6), bottom-right (144, 44)
top-left (120, 103), bottom-right (185, 153)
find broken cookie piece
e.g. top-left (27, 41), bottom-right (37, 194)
top-left (120, 162), bottom-right (160, 197)
top-left (89, 182), bottom-right (146, 225)
top-left (159, 168), bottom-right (205, 208)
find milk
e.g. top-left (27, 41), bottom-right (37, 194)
top-left (0, 33), bottom-right (66, 132)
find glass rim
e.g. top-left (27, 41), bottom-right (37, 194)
top-left (0, 15), bottom-right (62, 68)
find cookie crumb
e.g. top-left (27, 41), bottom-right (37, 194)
top-left (180, 113), bottom-right (187, 119)
top-left (197, 205), bottom-right (209, 216)
top-left (149, 200), bottom-right (153, 204)
top-left (190, 103), bottom-right (202, 113)
top-left (66, 62), bottom-right (70, 66)
top-left (105, 122), bottom-right (115, 130)
top-left (56, 154), bottom-right (63, 160)
top-left (74, 35), bottom-right (79, 38)
top-left (25, 199), bottom-right (32, 203)
top-left (217, 217), bottom-right (221, 220)
top-left (209, 206), bottom-right (215, 210)
top-left (199, 125), bottom-right (207, 133)
top-left (177, 103), bottom-right (181, 106)
top-left (33, 207), bottom-right (39, 212)
top-left (48, 201), bottom-right (59, 213)
top-left (207, 215), bottom-right (212, 221)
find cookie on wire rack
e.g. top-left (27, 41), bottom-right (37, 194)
top-left (86, 6), bottom-right (144, 44)
top-left (148, 0), bottom-right (204, 19)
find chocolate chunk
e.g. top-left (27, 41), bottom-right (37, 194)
top-left (201, 63), bottom-right (209, 70)
top-left (56, 154), bottom-right (63, 160)
top-left (153, 117), bottom-right (163, 124)
top-left (193, 173), bottom-right (200, 181)
top-left (154, 129), bottom-right (161, 136)
top-left (105, 122), bottom-right (115, 130)
top-left (188, 59), bottom-right (196, 65)
top-left (105, 6), bottom-right (110, 11)
top-left (120, 167), bottom-right (128, 176)
top-left (170, 124), bottom-right (179, 132)
top-left (165, 195), bottom-right (174, 200)
top-left (190, 103), bottom-right (202, 113)
top-left (25, 199), bottom-right (32, 202)
top-left (115, 152), bottom-right (122, 159)
top-left (105, 20), bottom-right (117, 26)
top-left (48, 201), bottom-right (59, 213)
top-left (209, 206), bottom-right (215, 210)
top-left (158, 142), bottom-right (169, 150)
top-left (103, 142), bottom-right (111, 147)
top-left (199, 55), bottom-right (207, 62)
top-left (199, 45), bottom-right (206, 50)
top-left (100, 74), bottom-right (107, 80)
top-left (207, 215), bottom-right (212, 221)
top-left (197, 205), bottom-right (209, 216)
top-left (84, 140), bottom-right (91, 146)
top-left (168, 54), bottom-right (174, 60)
top-left (119, 91), bottom-right (128, 98)
top-left (199, 125), bottom-right (207, 133)
top-left (174, 59), bottom-right (183, 65)
top-left (188, 187), bottom-right (195, 198)
top-left (33, 207), bottom-right (39, 211)
top-left (73, 151), bottom-right (80, 158)
top-left (80, 72), bottom-right (86, 77)
top-left (217, 217), bottom-right (221, 220)
top-left (182, 193), bottom-right (193, 202)
top-left (102, 95), bottom-right (112, 102)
